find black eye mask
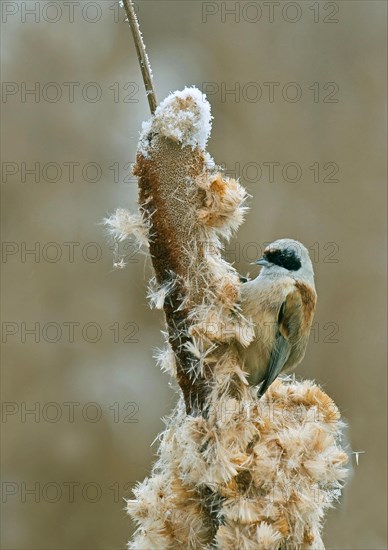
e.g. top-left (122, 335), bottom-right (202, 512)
top-left (263, 248), bottom-right (302, 271)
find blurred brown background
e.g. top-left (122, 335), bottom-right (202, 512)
top-left (1, 1), bottom-right (387, 548)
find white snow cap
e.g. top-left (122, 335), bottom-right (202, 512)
top-left (151, 86), bottom-right (212, 150)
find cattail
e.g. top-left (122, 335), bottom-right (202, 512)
top-left (111, 87), bottom-right (349, 549)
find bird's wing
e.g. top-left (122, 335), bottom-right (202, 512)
top-left (257, 290), bottom-right (301, 398)
top-left (257, 332), bottom-right (291, 398)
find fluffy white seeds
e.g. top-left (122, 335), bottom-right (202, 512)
top-left (139, 87), bottom-right (212, 155)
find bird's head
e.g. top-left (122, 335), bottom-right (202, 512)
top-left (256, 239), bottom-right (314, 285)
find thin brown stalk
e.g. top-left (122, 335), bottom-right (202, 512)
top-left (122, 0), bottom-right (158, 114)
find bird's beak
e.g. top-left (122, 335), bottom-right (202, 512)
top-left (256, 257), bottom-right (271, 266)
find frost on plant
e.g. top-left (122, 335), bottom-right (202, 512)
top-left (144, 86), bottom-right (212, 151)
top-left (118, 87), bottom-right (349, 549)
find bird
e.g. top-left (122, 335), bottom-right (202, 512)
top-left (238, 238), bottom-right (317, 398)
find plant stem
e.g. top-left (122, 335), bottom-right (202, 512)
top-left (122, 0), bottom-right (158, 114)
